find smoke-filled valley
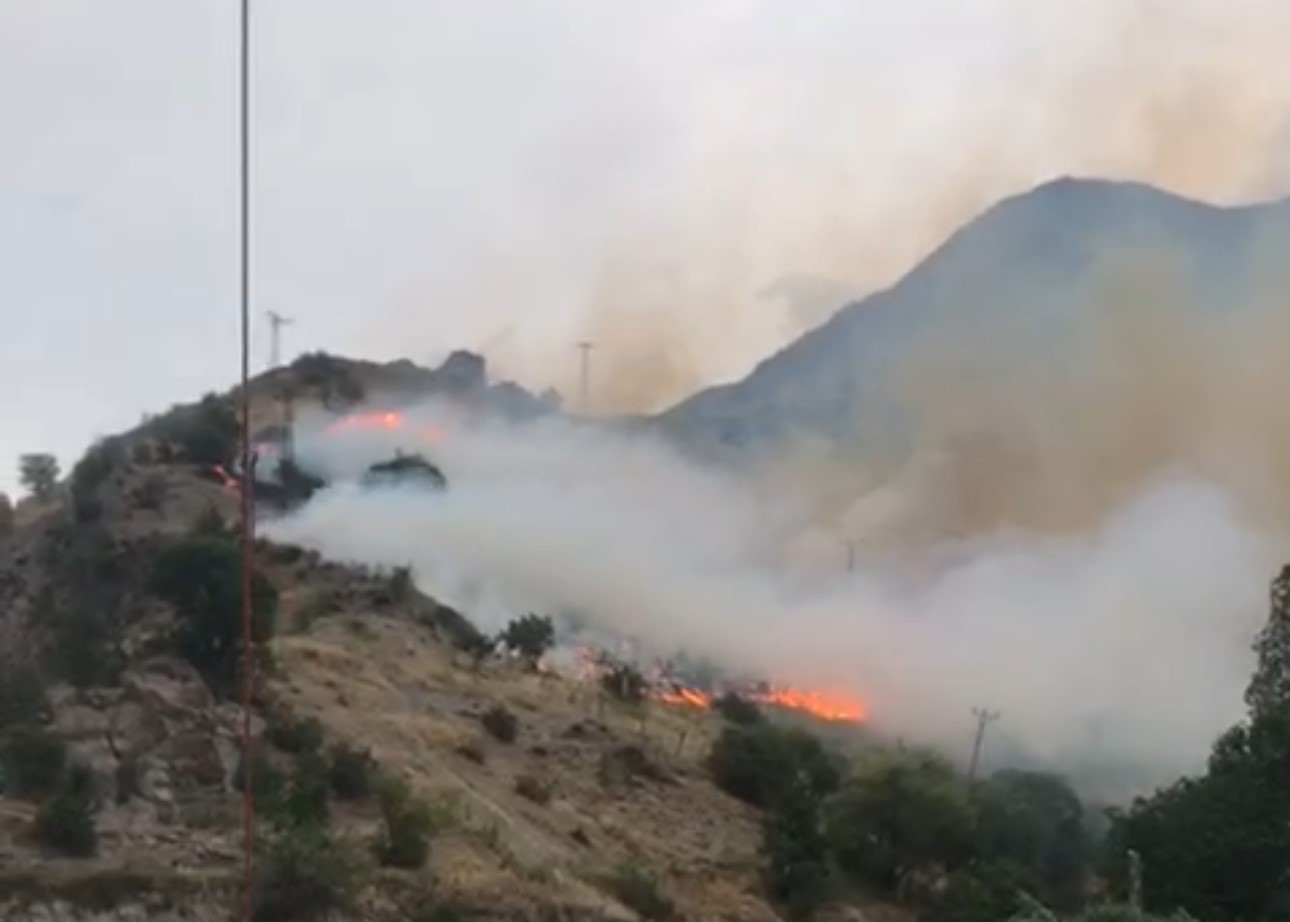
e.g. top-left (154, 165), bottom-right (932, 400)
top-left (259, 179), bottom-right (1290, 801)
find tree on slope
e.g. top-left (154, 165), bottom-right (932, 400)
top-left (1106, 564), bottom-right (1290, 921)
top-left (19, 453), bottom-right (59, 500)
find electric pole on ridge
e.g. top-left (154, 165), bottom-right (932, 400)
top-left (967, 707), bottom-right (1000, 782)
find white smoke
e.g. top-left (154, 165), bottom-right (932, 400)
top-left (265, 403), bottom-right (1283, 797)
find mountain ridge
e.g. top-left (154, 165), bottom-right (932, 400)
top-left (655, 176), bottom-right (1290, 463)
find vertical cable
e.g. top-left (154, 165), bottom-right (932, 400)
top-left (238, 0), bottom-right (256, 920)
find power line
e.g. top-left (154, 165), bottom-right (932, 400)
top-left (967, 707), bottom-right (1000, 781)
top-left (576, 340), bottom-right (594, 415)
top-left (237, 2), bottom-right (257, 920)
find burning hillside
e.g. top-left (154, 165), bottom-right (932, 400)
top-left (654, 683), bottom-right (868, 725)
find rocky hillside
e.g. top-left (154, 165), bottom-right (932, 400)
top-left (656, 178), bottom-right (1290, 463)
top-left (0, 363), bottom-right (1146, 922)
top-left (0, 384), bottom-right (901, 922)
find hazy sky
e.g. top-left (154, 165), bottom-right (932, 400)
top-left (3, 0), bottom-right (1290, 496)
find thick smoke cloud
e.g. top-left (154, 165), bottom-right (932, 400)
top-left (268, 386), bottom-right (1284, 799)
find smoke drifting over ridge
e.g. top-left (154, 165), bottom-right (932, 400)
top-left (267, 294), bottom-right (1287, 801)
top-left (240, 0), bottom-right (1290, 798)
top-left (328, 0), bottom-right (1290, 412)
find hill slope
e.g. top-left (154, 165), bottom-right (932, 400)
top-left (657, 178), bottom-right (1290, 463)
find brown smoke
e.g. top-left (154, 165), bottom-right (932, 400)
top-left (809, 232), bottom-right (1290, 546)
top-left (553, 0), bottom-right (1290, 412)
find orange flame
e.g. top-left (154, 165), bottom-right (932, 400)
top-left (325, 410), bottom-right (445, 445)
top-left (751, 686), bottom-right (868, 724)
top-left (652, 680), bottom-right (867, 724)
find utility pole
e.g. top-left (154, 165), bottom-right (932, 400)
top-left (576, 340), bottom-right (594, 415)
top-left (844, 539), bottom-right (857, 573)
top-left (265, 310), bottom-right (293, 370)
top-left (967, 707), bottom-right (1000, 781)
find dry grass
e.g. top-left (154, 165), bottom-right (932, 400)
top-left (271, 613), bottom-right (768, 920)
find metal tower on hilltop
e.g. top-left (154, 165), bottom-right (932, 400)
top-left (265, 310), bottom-right (293, 370)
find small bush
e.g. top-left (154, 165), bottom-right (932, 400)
top-left (134, 473), bottom-right (168, 510)
top-left (762, 779), bottom-right (831, 919)
top-left (921, 861), bottom-right (1039, 922)
top-left (481, 705), bottom-right (518, 743)
top-left (34, 763), bottom-right (99, 858)
top-left (1, 726), bottom-right (67, 798)
top-left (268, 712), bottom-right (325, 756)
top-left (115, 756), bottom-right (142, 805)
top-left (604, 864), bottom-right (674, 920)
top-left (329, 742), bottom-right (377, 801)
top-left (0, 661), bottom-right (48, 731)
top-left (388, 566), bottom-right (414, 603)
top-left (234, 749), bottom-right (287, 812)
top-left (375, 777), bottom-right (435, 869)
top-left (601, 661), bottom-right (649, 704)
top-left (151, 395), bottom-right (239, 466)
top-left (515, 773), bottom-right (552, 805)
top-left (276, 750), bottom-right (331, 830)
top-left (709, 723), bottom-right (841, 808)
top-left (498, 614), bottom-right (554, 666)
top-left (255, 824), bottom-right (369, 922)
top-left (715, 692), bottom-right (765, 726)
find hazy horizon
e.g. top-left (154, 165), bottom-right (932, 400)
top-left (6, 0), bottom-right (1290, 495)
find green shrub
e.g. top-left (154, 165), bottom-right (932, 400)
top-left (481, 705), bottom-right (518, 744)
top-left (329, 742), bottom-right (377, 801)
top-left (254, 824), bottom-right (369, 922)
top-left (234, 749), bottom-right (287, 813)
top-left (151, 532), bottom-right (278, 694)
top-left (708, 723), bottom-right (841, 808)
top-left (1, 726), bottom-right (67, 798)
top-left (921, 861), bottom-right (1040, 922)
top-left (604, 864), bottom-right (674, 920)
top-left (498, 614), bottom-right (554, 666)
top-left (69, 438), bottom-right (125, 523)
top-left (824, 750), bottom-right (976, 892)
top-left (276, 750), bottom-right (331, 830)
top-left (762, 779), bottom-right (831, 919)
top-left (375, 776), bottom-right (435, 869)
top-left (268, 712), bottom-right (325, 756)
top-left (150, 395), bottom-right (239, 466)
top-left (34, 763), bottom-right (99, 858)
